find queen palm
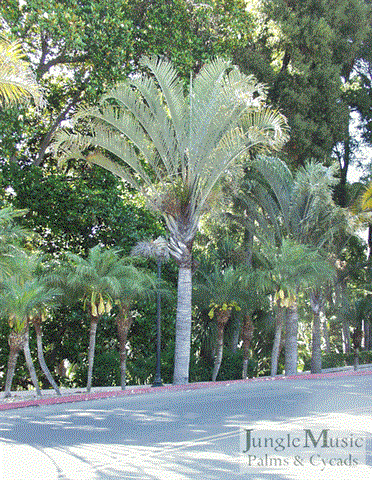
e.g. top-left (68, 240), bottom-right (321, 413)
top-left (0, 35), bottom-right (42, 107)
top-left (55, 56), bottom-right (288, 384)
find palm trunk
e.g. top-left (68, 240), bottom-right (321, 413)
top-left (242, 313), bottom-right (254, 379)
top-left (322, 314), bottom-right (331, 353)
top-left (117, 304), bottom-right (133, 390)
top-left (212, 309), bottom-right (231, 382)
top-left (271, 305), bottom-right (285, 377)
top-left (365, 321), bottom-right (370, 350)
top-left (32, 317), bottom-right (61, 395)
top-left (4, 330), bottom-right (24, 398)
top-left (310, 290), bottom-right (322, 374)
top-left (342, 317), bottom-right (351, 353)
top-left (23, 330), bottom-right (41, 396)
top-left (285, 303), bottom-right (298, 376)
top-left (86, 314), bottom-right (99, 393)
top-left (173, 264), bottom-right (192, 385)
top-left (230, 319), bottom-right (241, 354)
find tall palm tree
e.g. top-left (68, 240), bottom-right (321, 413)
top-left (0, 35), bottom-right (42, 107)
top-left (55, 56), bottom-right (289, 383)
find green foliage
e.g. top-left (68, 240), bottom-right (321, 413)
top-left (0, 162), bottom-right (163, 254)
top-left (303, 351), bottom-right (372, 371)
top-left (0, 0), bottom-right (256, 167)
top-left (234, 0), bottom-right (370, 167)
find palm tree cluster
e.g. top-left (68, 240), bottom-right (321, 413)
top-left (2, 55), bottom-right (371, 395)
top-left (0, 212), bottom-right (157, 397)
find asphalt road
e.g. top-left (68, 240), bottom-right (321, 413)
top-left (0, 374), bottom-right (371, 480)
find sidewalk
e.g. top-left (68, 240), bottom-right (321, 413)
top-left (1, 365), bottom-right (372, 411)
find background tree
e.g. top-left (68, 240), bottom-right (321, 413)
top-left (234, 0), bottom-right (370, 205)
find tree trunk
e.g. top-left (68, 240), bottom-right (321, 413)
top-left (342, 317), bottom-right (351, 353)
top-left (23, 330), bottom-right (41, 396)
top-left (230, 316), bottom-right (241, 353)
top-left (117, 305), bottom-right (133, 390)
top-left (271, 306), bottom-right (285, 377)
top-left (365, 321), bottom-right (370, 350)
top-left (86, 314), bottom-right (99, 393)
top-left (285, 303), bottom-right (298, 376)
top-left (173, 264), bottom-right (192, 384)
top-left (310, 290), bottom-right (322, 374)
top-left (212, 309), bottom-right (231, 382)
top-left (242, 313), bottom-right (254, 379)
top-left (32, 318), bottom-right (61, 395)
top-left (322, 313), bottom-right (331, 353)
top-left (4, 331), bottom-right (24, 398)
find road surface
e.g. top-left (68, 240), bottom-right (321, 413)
top-left (0, 373), bottom-right (371, 480)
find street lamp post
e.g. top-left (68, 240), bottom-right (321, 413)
top-left (131, 237), bottom-right (169, 387)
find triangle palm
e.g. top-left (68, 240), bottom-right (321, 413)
top-left (55, 56), bottom-right (289, 384)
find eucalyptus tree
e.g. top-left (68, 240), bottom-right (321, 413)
top-left (55, 56), bottom-right (288, 384)
top-left (0, 35), bottom-right (41, 107)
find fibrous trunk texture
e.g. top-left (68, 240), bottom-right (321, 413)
top-left (117, 305), bottom-right (133, 390)
top-left (212, 309), bottom-right (231, 382)
top-left (271, 306), bottom-right (285, 377)
top-left (242, 313), bottom-right (254, 379)
top-left (4, 330), bottom-right (25, 398)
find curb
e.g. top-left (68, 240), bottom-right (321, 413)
top-left (1, 368), bottom-right (372, 411)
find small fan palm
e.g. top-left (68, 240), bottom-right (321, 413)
top-left (55, 56), bottom-right (288, 384)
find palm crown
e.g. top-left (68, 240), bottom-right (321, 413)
top-left (55, 56), bottom-right (288, 255)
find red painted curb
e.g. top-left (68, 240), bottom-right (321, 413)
top-left (1, 369), bottom-right (371, 411)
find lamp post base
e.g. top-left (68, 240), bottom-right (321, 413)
top-left (152, 377), bottom-right (163, 387)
